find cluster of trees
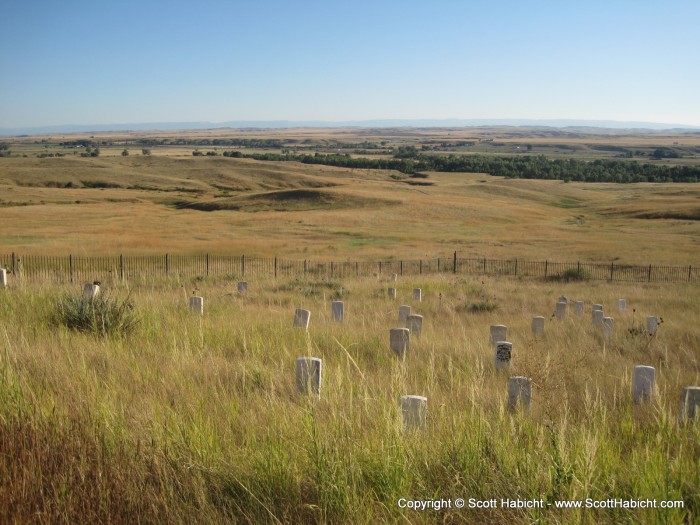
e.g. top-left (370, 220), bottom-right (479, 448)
top-left (218, 150), bottom-right (699, 183)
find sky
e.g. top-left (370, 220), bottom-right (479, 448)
top-left (1, 0), bottom-right (699, 129)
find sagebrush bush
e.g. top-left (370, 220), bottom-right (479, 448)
top-left (54, 290), bottom-right (138, 336)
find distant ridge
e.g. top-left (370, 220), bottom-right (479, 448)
top-left (1, 118), bottom-right (699, 136)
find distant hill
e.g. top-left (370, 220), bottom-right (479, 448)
top-left (1, 118), bottom-right (698, 136)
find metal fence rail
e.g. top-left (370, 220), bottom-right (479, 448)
top-left (0, 252), bottom-right (697, 284)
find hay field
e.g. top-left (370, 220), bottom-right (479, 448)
top-left (1, 154), bottom-right (699, 265)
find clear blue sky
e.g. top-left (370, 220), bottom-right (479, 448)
top-left (1, 0), bottom-right (698, 128)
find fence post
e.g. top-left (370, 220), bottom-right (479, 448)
top-left (119, 254), bottom-right (124, 280)
top-left (331, 261), bottom-right (334, 278)
top-left (419, 259), bottom-right (422, 275)
top-left (437, 258), bottom-right (440, 272)
top-left (274, 257), bottom-right (278, 278)
top-left (514, 259), bottom-right (518, 276)
top-left (544, 260), bottom-right (548, 279)
top-left (648, 264), bottom-right (652, 282)
top-left (206, 254), bottom-right (210, 277)
top-left (304, 259), bottom-right (307, 277)
top-left (165, 254), bottom-right (169, 275)
top-left (689, 265), bottom-right (693, 282)
top-left (242, 254), bottom-right (245, 276)
top-left (356, 261), bottom-right (359, 277)
top-left (12, 252), bottom-right (16, 275)
top-left (69, 254), bottom-right (73, 283)
top-left (400, 260), bottom-right (403, 276)
top-left (483, 258), bottom-right (486, 274)
top-left (453, 251), bottom-right (457, 273)
top-left (610, 262), bottom-right (614, 281)
top-left (379, 261), bottom-right (382, 275)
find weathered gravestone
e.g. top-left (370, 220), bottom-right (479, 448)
top-left (237, 281), bottom-right (248, 293)
top-left (293, 308), bottom-right (311, 330)
top-left (387, 287), bottom-right (397, 299)
top-left (0, 268), bottom-right (6, 288)
top-left (632, 365), bottom-right (655, 403)
top-left (494, 341), bottom-right (512, 371)
top-left (331, 301), bottom-right (344, 322)
top-left (647, 316), bottom-right (659, 336)
top-left (413, 288), bottom-right (422, 302)
top-left (618, 299), bottom-right (627, 311)
top-left (296, 357), bottom-right (322, 396)
top-left (602, 317), bottom-right (615, 340)
top-left (406, 314), bottom-right (423, 337)
top-left (83, 283), bottom-right (100, 299)
top-left (531, 316), bottom-right (545, 337)
top-left (574, 301), bottom-right (585, 316)
top-left (592, 308), bottom-right (604, 326)
top-left (189, 296), bottom-right (204, 315)
top-left (390, 328), bottom-right (410, 358)
top-left (398, 305), bottom-right (411, 323)
top-left (508, 376), bottom-right (532, 411)
top-left (401, 395), bottom-right (427, 429)
top-left (489, 325), bottom-right (508, 346)
top-left (555, 301), bottom-right (567, 320)
top-left (680, 387), bottom-right (700, 421)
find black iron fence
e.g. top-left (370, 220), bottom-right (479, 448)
top-left (0, 252), bottom-right (698, 284)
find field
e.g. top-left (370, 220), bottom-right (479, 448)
top-left (0, 127), bottom-right (699, 524)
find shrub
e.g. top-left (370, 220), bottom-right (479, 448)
top-left (554, 267), bottom-right (591, 282)
top-left (54, 291), bottom-right (138, 337)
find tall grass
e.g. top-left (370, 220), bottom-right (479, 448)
top-left (0, 275), bottom-right (698, 523)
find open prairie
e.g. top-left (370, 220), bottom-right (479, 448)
top-left (1, 128), bottom-right (699, 524)
top-left (1, 141), bottom-right (700, 265)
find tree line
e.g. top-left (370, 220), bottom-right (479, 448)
top-left (219, 150), bottom-right (700, 183)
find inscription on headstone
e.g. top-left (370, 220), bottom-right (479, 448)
top-left (494, 341), bottom-right (512, 370)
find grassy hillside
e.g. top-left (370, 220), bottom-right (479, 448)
top-left (1, 155), bottom-right (699, 264)
top-left (0, 274), bottom-right (697, 523)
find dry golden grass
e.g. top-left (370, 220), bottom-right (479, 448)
top-left (1, 154), bottom-right (699, 265)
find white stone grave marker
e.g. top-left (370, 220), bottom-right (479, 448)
top-left (632, 366), bottom-right (655, 403)
top-left (237, 281), bottom-right (248, 293)
top-left (331, 301), bottom-right (344, 322)
top-left (83, 283), bottom-right (100, 299)
top-left (574, 301), bottom-right (584, 316)
top-left (293, 308), bottom-right (311, 329)
top-left (413, 288), bottom-right (422, 302)
top-left (494, 341), bottom-right (512, 370)
top-left (489, 325), bottom-right (508, 346)
top-left (189, 295), bottom-right (204, 315)
top-left (592, 309), bottom-right (604, 326)
top-left (388, 287), bottom-right (397, 299)
top-left (618, 299), bottom-right (627, 311)
top-left (398, 305), bottom-right (411, 323)
top-left (531, 316), bottom-right (545, 337)
top-left (556, 301), bottom-right (567, 320)
top-left (406, 314), bottom-right (423, 337)
top-left (296, 357), bottom-right (322, 396)
top-left (647, 316), bottom-right (659, 336)
top-left (401, 395), bottom-right (427, 429)
top-left (390, 328), bottom-right (410, 358)
top-left (680, 387), bottom-right (700, 421)
top-left (391, 273), bottom-right (398, 282)
top-left (508, 376), bottom-right (532, 411)
top-left (558, 295), bottom-right (568, 305)
top-left (0, 268), bottom-right (6, 288)
top-left (602, 317), bottom-right (615, 340)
